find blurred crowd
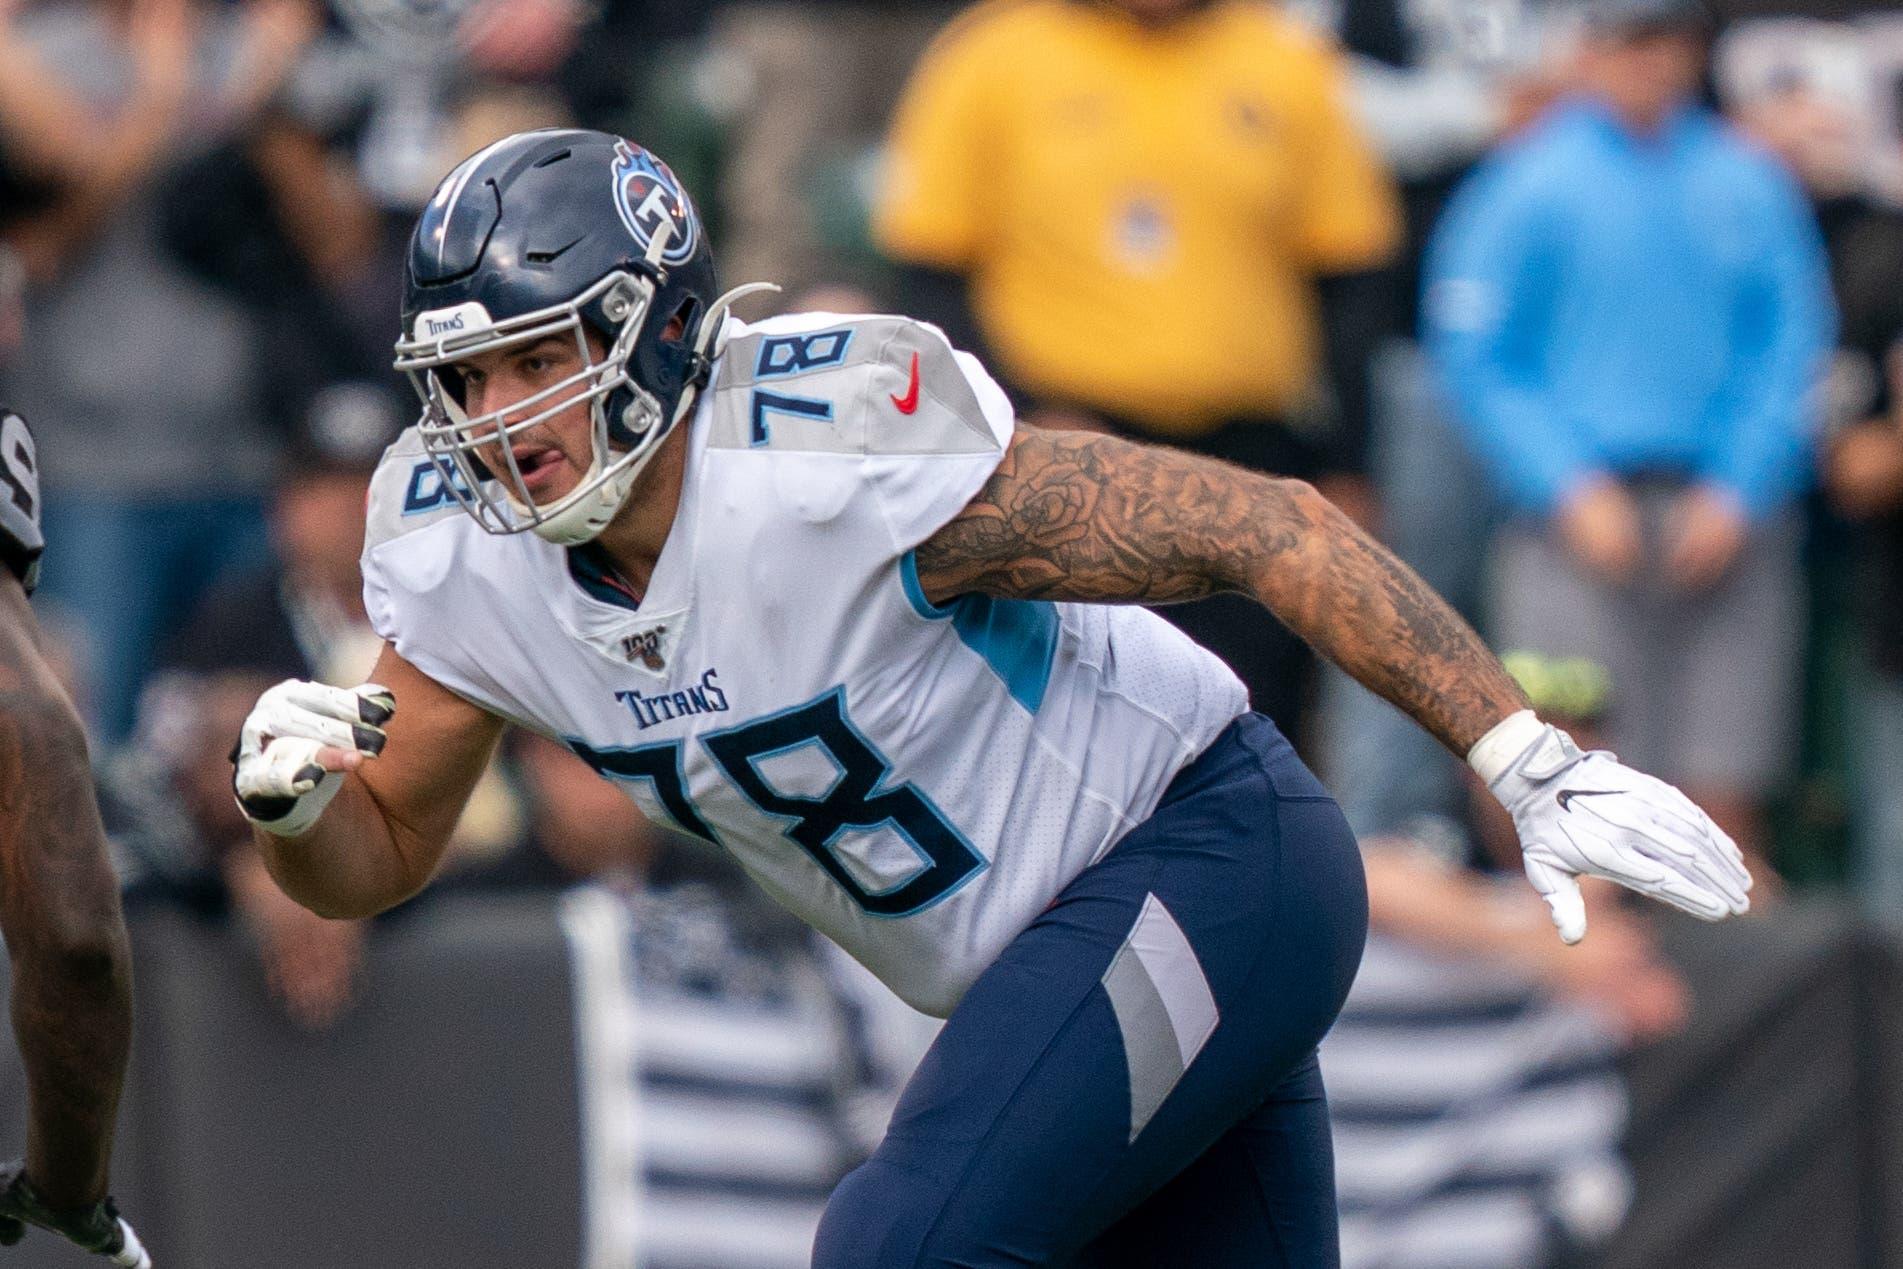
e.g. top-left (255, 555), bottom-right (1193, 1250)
top-left (0, 0), bottom-right (1899, 1263)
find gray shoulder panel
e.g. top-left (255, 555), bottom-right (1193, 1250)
top-left (705, 316), bottom-right (999, 456)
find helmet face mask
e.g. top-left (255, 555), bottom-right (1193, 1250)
top-left (396, 269), bottom-right (675, 546)
top-left (394, 129), bottom-right (745, 548)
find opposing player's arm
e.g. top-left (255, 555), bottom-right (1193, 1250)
top-left (912, 427), bottom-right (1529, 755)
top-left (249, 643), bottom-right (506, 920)
top-left (0, 577), bottom-right (152, 1264)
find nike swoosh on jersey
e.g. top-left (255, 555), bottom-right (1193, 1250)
top-left (890, 352), bottom-right (921, 414)
top-left (1556, 788), bottom-right (1621, 812)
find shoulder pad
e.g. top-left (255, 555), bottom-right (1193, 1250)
top-left (705, 315), bottom-right (999, 457)
top-left (364, 427), bottom-right (473, 553)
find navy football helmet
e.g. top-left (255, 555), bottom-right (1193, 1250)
top-left (393, 129), bottom-right (771, 545)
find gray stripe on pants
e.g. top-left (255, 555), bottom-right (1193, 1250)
top-left (1102, 932), bottom-right (1188, 1143)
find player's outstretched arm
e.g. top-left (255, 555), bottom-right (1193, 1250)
top-left (0, 580), bottom-right (146, 1264)
top-left (236, 643), bottom-right (505, 920)
top-left (914, 428), bottom-right (1751, 941)
top-left (915, 427), bottom-right (1527, 753)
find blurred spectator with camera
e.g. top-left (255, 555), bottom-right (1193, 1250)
top-left (874, 0), bottom-right (1401, 742)
top-left (0, 0), bottom-right (320, 742)
top-left (1325, 650), bottom-right (1687, 1269)
top-left (1425, 0), bottom-right (1836, 887)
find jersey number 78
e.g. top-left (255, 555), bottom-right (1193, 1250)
top-left (571, 687), bottom-right (987, 916)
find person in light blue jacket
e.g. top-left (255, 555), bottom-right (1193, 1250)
top-left (1425, 0), bottom-right (1835, 887)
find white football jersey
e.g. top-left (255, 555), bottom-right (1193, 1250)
top-left (363, 313), bottom-right (1247, 1015)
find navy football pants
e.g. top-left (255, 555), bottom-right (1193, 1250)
top-left (813, 713), bottom-right (1369, 1267)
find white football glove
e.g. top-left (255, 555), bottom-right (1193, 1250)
top-left (1472, 710), bottom-right (1752, 944)
top-left (231, 679), bottom-right (395, 837)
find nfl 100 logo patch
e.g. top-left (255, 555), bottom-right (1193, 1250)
top-left (610, 611), bottom-right (685, 678)
top-left (622, 625), bottom-right (668, 672)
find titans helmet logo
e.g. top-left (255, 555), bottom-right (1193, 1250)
top-left (610, 141), bottom-right (700, 267)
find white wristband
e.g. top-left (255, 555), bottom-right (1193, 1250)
top-left (1466, 709), bottom-right (1545, 785)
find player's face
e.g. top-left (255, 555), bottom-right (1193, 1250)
top-left (456, 332), bottom-right (606, 507)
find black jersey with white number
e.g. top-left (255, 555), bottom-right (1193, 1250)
top-left (0, 409), bottom-right (43, 593)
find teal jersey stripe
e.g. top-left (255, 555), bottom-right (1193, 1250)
top-left (954, 593), bottom-right (1061, 714)
top-left (900, 551), bottom-right (1059, 713)
top-left (899, 548), bottom-right (957, 619)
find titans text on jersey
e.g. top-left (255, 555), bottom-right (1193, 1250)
top-left (615, 668), bottom-right (730, 730)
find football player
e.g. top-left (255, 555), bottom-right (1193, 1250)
top-left (0, 409), bottom-right (148, 1267)
top-left (233, 130), bottom-right (1748, 1266)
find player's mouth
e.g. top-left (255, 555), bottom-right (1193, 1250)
top-left (512, 444), bottom-right (569, 498)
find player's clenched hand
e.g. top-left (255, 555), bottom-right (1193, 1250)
top-left (1473, 711), bottom-right (1751, 944)
top-left (0, 1162), bottom-right (149, 1267)
top-left (231, 679), bottom-right (394, 837)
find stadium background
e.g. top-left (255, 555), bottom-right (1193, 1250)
top-left (1, 0), bottom-right (1901, 1264)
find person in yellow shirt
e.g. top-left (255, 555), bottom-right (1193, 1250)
top-left (877, 0), bottom-right (1402, 740)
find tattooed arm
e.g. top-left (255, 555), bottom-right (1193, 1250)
top-left (913, 427), bottom-right (1529, 755)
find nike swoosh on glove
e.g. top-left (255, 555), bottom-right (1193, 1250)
top-left (0, 1162), bottom-right (151, 1267)
top-left (231, 679), bottom-right (395, 837)
top-left (1476, 712), bottom-right (1752, 944)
